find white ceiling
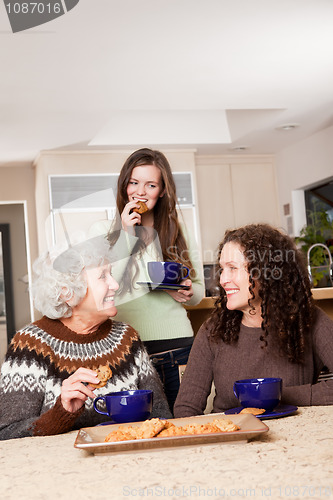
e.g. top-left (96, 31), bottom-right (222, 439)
top-left (1, 0), bottom-right (333, 166)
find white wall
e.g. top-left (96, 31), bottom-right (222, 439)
top-left (275, 125), bottom-right (333, 236)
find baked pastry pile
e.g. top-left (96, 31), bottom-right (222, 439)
top-left (104, 417), bottom-right (240, 442)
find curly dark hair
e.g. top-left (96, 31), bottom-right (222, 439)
top-left (208, 223), bottom-right (315, 363)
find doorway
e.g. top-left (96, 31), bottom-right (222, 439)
top-left (0, 203), bottom-right (32, 362)
top-left (0, 224), bottom-right (15, 352)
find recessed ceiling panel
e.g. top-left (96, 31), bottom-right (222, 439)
top-left (89, 110), bottom-right (231, 146)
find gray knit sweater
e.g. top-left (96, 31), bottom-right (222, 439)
top-left (0, 317), bottom-right (171, 440)
top-left (174, 307), bottom-right (333, 417)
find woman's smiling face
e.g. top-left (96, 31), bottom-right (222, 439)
top-left (76, 263), bottom-right (119, 320)
top-left (219, 241), bottom-right (256, 314)
top-left (126, 164), bottom-right (164, 212)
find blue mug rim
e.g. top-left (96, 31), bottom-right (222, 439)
top-left (104, 389), bottom-right (153, 398)
top-left (234, 377), bottom-right (282, 384)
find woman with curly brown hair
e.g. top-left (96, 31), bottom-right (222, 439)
top-left (174, 223), bottom-right (333, 417)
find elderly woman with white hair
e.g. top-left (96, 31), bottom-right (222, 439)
top-left (0, 234), bottom-right (171, 441)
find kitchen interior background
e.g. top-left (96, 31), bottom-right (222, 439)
top-left (1, 1), bottom-right (333, 360)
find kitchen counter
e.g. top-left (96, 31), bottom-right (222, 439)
top-left (312, 287), bottom-right (333, 300)
top-left (1, 406), bottom-right (332, 500)
top-left (185, 288), bottom-right (333, 333)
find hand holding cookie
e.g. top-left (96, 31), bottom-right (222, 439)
top-left (61, 367), bottom-right (101, 413)
top-left (121, 201), bottom-right (146, 233)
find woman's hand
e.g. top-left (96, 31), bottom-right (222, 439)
top-left (164, 279), bottom-right (194, 303)
top-left (121, 201), bottom-right (142, 233)
top-left (61, 367), bottom-right (99, 413)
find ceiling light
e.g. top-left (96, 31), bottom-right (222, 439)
top-left (230, 145), bottom-right (249, 151)
top-left (276, 123), bottom-right (300, 131)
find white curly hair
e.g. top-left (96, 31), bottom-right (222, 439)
top-left (31, 234), bottom-right (117, 319)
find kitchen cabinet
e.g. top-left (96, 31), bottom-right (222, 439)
top-left (195, 161), bottom-right (234, 263)
top-left (195, 155), bottom-right (280, 263)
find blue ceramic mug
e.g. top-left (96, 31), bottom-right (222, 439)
top-left (233, 377), bottom-right (282, 411)
top-left (93, 389), bottom-right (153, 423)
top-left (147, 261), bottom-right (190, 284)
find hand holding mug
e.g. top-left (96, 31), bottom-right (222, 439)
top-left (165, 278), bottom-right (193, 303)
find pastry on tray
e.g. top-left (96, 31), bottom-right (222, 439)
top-left (239, 407), bottom-right (266, 415)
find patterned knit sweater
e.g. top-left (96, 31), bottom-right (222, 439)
top-left (0, 317), bottom-right (172, 440)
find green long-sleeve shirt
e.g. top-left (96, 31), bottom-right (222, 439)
top-left (114, 225), bottom-right (205, 342)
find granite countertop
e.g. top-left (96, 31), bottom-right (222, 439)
top-left (1, 406), bottom-right (332, 499)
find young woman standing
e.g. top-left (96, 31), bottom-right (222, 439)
top-left (112, 148), bottom-right (205, 413)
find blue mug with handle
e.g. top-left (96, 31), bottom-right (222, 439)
top-left (233, 377), bottom-right (282, 411)
top-left (93, 389), bottom-right (153, 423)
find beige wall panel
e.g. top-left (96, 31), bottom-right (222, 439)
top-left (231, 163), bottom-right (280, 228)
top-left (0, 165), bottom-right (37, 335)
top-left (0, 165), bottom-right (38, 264)
top-left (196, 161), bottom-right (235, 263)
top-left (275, 125), bottom-right (333, 235)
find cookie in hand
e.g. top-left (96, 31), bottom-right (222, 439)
top-left (132, 201), bottom-right (148, 214)
top-left (90, 365), bottom-right (112, 389)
